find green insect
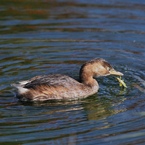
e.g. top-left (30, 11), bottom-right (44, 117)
top-left (116, 77), bottom-right (127, 88)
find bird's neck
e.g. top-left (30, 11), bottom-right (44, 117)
top-left (79, 72), bottom-right (98, 87)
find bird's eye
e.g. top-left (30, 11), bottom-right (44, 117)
top-left (107, 67), bottom-right (111, 71)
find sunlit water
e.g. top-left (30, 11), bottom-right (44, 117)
top-left (1, 0), bottom-right (145, 144)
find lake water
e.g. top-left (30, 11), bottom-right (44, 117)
top-left (1, 0), bottom-right (145, 144)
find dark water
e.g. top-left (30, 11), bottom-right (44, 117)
top-left (1, 0), bottom-right (145, 144)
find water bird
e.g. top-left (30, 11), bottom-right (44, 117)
top-left (12, 58), bottom-right (123, 102)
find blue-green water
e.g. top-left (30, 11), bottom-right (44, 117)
top-left (1, 0), bottom-right (145, 144)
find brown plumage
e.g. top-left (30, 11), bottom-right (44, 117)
top-left (12, 58), bottom-right (123, 102)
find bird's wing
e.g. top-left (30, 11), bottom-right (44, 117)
top-left (24, 74), bottom-right (78, 89)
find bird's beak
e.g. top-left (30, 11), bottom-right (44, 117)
top-left (109, 69), bottom-right (123, 76)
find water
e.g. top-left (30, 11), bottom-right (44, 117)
top-left (1, 0), bottom-right (145, 144)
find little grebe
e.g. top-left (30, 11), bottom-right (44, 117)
top-left (12, 58), bottom-right (123, 102)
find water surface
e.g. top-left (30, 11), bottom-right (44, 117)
top-left (1, 0), bottom-right (145, 144)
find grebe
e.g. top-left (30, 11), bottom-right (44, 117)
top-left (12, 58), bottom-right (123, 102)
